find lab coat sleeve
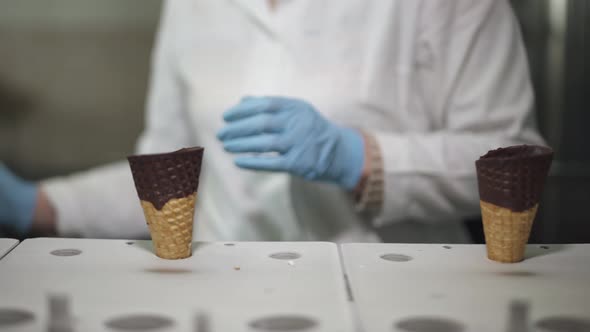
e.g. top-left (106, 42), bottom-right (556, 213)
top-left (41, 162), bottom-right (147, 238)
top-left (41, 0), bottom-right (191, 238)
top-left (372, 0), bottom-right (545, 227)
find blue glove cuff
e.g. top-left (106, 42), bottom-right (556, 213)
top-left (1, 164), bottom-right (39, 235)
top-left (335, 127), bottom-right (365, 190)
top-left (14, 181), bottom-right (37, 235)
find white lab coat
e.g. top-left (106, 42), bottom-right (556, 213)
top-left (42, 0), bottom-right (544, 243)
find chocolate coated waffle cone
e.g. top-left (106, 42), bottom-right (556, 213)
top-left (480, 200), bottom-right (537, 263)
top-left (128, 147), bottom-right (204, 259)
top-left (476, 145), bottom-right (552, 263)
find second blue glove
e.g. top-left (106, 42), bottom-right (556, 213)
top-left (0, 163), bottom-right (37, 235)
top-left (217, 96), bottom-right (364, 190)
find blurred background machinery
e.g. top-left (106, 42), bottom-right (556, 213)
top-left (511, 0), bottom-right (589, 243)
top-left (0, 0), bottom-right (159, 177)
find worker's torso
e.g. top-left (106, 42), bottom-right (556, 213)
top-left (168, 0), bottom-right (463, 242)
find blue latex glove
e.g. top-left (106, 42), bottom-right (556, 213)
top-left (217, 96), bottom-right (365, 190)
top-left (0, 164), bottom-right (37, 235)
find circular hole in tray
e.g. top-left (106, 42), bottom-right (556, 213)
top-left (0, 308), bottom-right (35, 326)
top-left (249, 315), bottom-right (318, 331)
top-left (50, 249), bottom-right (82, 257)
top-left (224, 243), bottom-right (235, 246)
top-left (535, 316), bottom-right (590, 332)
top-left (395, 317), bottom-right (464, 332)
top-left (540, 245), bottom-right (550, 250)
top-left (442, 246), bottom-right (452, 249)
top-left (105, 314), bottom-right (174, 330)
top-left (269, 252), bottom-right (301, 260)
top-left (380, 253), bottom-right (413, 262)
top-left (126, 241), bottom-right (134, 245)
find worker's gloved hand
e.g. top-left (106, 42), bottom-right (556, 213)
top-left (0, 164), bottom-right (37, 235)
top-left (217, 96), bottom-right (364, 190)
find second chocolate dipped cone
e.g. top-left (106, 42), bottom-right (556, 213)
top-left (475, 145), bottom-right (553, 263)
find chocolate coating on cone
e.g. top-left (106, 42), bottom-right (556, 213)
top-left (128, 147), bottom-right (204, 210)
top-left (476, 145), bottom-right (553, 212)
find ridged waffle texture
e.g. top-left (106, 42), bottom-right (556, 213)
top-left (140, 193), bottom-right (196, 259)
top-left (475, 145), bottom-right (553, 212)
top-left (128, 147), bottom-right (203, 210)
top-left (481, 200), bottom-right (538, 263)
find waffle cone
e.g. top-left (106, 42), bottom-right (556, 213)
top-left (480, 200), bottom-right (538, 263)
top-left (140, 193), bottom-right (197, 259)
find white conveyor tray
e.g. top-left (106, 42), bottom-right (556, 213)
top-left (342, 243), bottom-right (590, 332)
top-left (0, 238), bottom-right (19, 260)
top-left (0, 238), bottom-right (354, 332)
